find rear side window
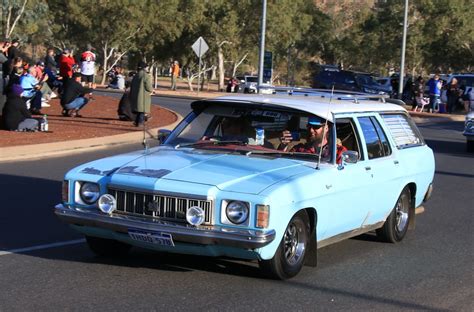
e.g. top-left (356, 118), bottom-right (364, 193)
top-left (358, 117), bottom-right (392, 159)
top-left (381, 114), bottom-right (424, 149)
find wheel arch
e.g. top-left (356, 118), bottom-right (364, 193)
top-left (301, 207), bottom-right (318, 267)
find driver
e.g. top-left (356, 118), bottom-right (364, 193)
top-left (279, 116), bottom-right (330, 159)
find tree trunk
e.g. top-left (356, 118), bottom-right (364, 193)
top-left (217, 45), bottom-right (225, 92)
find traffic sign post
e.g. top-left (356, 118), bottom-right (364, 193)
top-left (192, 37), bottom-right (209, 95)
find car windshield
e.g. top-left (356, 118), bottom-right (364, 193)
top-left (246, 76), bottom-right (258, 83)
top-left (356, 74), bottom-right (378, 86)
top-left (165, 104), bottom-right (333, 163)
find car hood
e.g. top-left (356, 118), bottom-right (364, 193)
top-left (74, 147), bottom-right (313, 195)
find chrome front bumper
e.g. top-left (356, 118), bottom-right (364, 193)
top-left (54, 204), bottom-right (275, 249)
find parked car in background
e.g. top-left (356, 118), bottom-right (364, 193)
top-left (376, 77), bottom-right (393, 94)
top-left (55, 93), bottom-right (434, 279)
top-left (236, 75), bottom-right (258, 93)
top-left (312, 67), bottom-right (388, 95)
top-left (440, 74), bottom-right (474, 107)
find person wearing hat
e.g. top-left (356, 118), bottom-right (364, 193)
top-left (129, 61), bottom-right (153, 126)
top-left (1, 84), bottom-right (39, 131)
top-left (59, 48), bottom-right (75, 80)
top-left (279, 116), bottom-right (331, 158)
top-left (60, 72), bottom-right (94, 117)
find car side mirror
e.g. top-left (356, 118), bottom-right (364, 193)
top-left (157, 129), bottom-right (171, 144)
top-left (342, 151), bottom-right (359, 164)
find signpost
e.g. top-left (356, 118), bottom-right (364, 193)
top-left (192, 36), bottom-right (209, 95)
top-left (263, 51), bottom-right (272, 84)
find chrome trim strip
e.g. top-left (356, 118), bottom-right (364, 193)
top-left (54, 204), bottom-right (274, 249)
top-left (107, 185), bottom-right (209, 200)
top-left (317, 222), bottom-right (384, 249)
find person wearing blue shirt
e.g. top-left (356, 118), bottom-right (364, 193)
top-left (20, 67), bottom-right (43, 114)
top-left (427, 74), bottom-right (442, 113)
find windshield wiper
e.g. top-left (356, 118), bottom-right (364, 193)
top-left (246, 150), bottom-right (319, 159)
top-left (175, 140), bottom-right (246, 149)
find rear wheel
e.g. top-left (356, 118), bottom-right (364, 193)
top-left (467, 141), bottom-right (474, 153)
top-left (259, 211), bottom-right (309, 279)
top-left (86, 236), bottom-right (131, 257)
top-left (376, 187), bottom-right (411, 243)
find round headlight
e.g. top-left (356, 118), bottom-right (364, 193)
top-left (186, 206), bottom-right (205, 226)
top-left (98, 194), bottom-right (116, 214)
top-left (79, 182), bottom-right (100, 204)
top-left (226, 201), bottom-right (249, 225)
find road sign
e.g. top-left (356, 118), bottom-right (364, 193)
top-left (263, 51), bottom-right (272, 83)
top-left (192, 37), bottom-right (209, 58)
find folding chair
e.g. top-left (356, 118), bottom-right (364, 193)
top-left (415, 96), bottom-right (429, 112)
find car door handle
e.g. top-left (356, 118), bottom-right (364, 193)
top-left (365, 166), bottom-right (371, 171)
top-left (394, 160), bottom-right (399, 165)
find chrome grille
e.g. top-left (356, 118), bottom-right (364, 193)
top-left (108, 188), bottom-right (213, 225)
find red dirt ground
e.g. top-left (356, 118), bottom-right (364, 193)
top-left (0, 95), bottom-right (177, 147)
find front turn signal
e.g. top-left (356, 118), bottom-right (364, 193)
top-left (256, 205), bottom-right (269, 228)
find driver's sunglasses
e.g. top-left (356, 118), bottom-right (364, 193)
top-left (307, 124), bottom-right (322, 130)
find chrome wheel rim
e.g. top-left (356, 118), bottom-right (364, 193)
top-left (283, 222), bottom-right (306, 265)
top-left (395, 194), bottom-right (409, 232)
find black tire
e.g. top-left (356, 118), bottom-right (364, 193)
top-left (376, 187), bottom-right (411, 243)
top-left (86, 236), bottom-right (131, 257)
top-left (467, 141), bottom-right (474, 153)
top-left (259, 211), bottom-right (310, 280)
top-left (244, 88), bottom-right (249, 94)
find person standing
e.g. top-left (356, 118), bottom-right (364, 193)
top-left (130, 61), bottom-right (153, 126)
top-left (446, 78), bottom-right (461, 114)
top-left (59, 48), bottom-right (75, 80)
top-left (80, 44), bottom-right (96, 88)
top-left (412, 76), bottom-right (425, 111)
top-left (170, 60), bottom-right (180, 91)
top-left (427, 74), bottom-right (442, 113)
top-left (44, 48), bottom-right (58, 73)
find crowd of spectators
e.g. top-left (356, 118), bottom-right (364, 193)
top-left (0, 39), bottom-right (98, 131)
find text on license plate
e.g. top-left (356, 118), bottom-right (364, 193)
top-left (128, 230), bottom-right (175, 247)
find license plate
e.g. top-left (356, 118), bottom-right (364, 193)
top-left (128, 229), bottom-right (175, 247)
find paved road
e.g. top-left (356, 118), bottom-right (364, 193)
top-left (0, 107), bottom-right (472, 311)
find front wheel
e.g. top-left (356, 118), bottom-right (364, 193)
top-left (259, 211), bottom-right (310, 279)
top-left (376, 187), bottom-right (411, 243)
top-left (86, 236), bottom-right (131, 257)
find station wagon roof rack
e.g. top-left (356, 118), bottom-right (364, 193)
top-left (264, 86), bottom-right (389, 103)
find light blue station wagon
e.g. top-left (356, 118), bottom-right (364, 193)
top-left (55, 94), bottom-right (435, 279)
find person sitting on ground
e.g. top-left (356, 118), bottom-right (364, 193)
top-left (33, 61), bottom-right (56, 103)
top-left (107, 66), bottom-right (125, 90)
top-left (19, 67), bottom-right (43, 114)
top-left (279, 116), bottom-right (332, 160)
top-left (1, 84), bottom-right (39, 131)
top-left (61, 72), bottom-right (94, 117)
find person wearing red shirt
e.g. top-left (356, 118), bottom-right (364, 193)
top-left (59, 48), bottom-right (75, 80)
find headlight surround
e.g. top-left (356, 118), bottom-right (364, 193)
top-left (79, 182), bottom-right (100, 205)
top-left (465, 120), bottom-right (474, 133)
top-left (225, 201), bottom-right (249, 225)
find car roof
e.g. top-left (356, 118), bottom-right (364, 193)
top-left (192, 94), bottom-right (406, 123)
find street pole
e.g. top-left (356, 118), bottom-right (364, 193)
top-left (257, 0), bottom-right (267, 93)
top-left (398, 0), bottom-right (409, 99)
top-left (197, 40), bottom-right (202, 96)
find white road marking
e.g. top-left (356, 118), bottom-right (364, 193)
top-left (0, 239), bottom-right (86, 256)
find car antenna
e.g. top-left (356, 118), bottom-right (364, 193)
top-left (316, 85), bottom-right (334, 170)
top-left (142, 119), bottom-right (149, 152)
